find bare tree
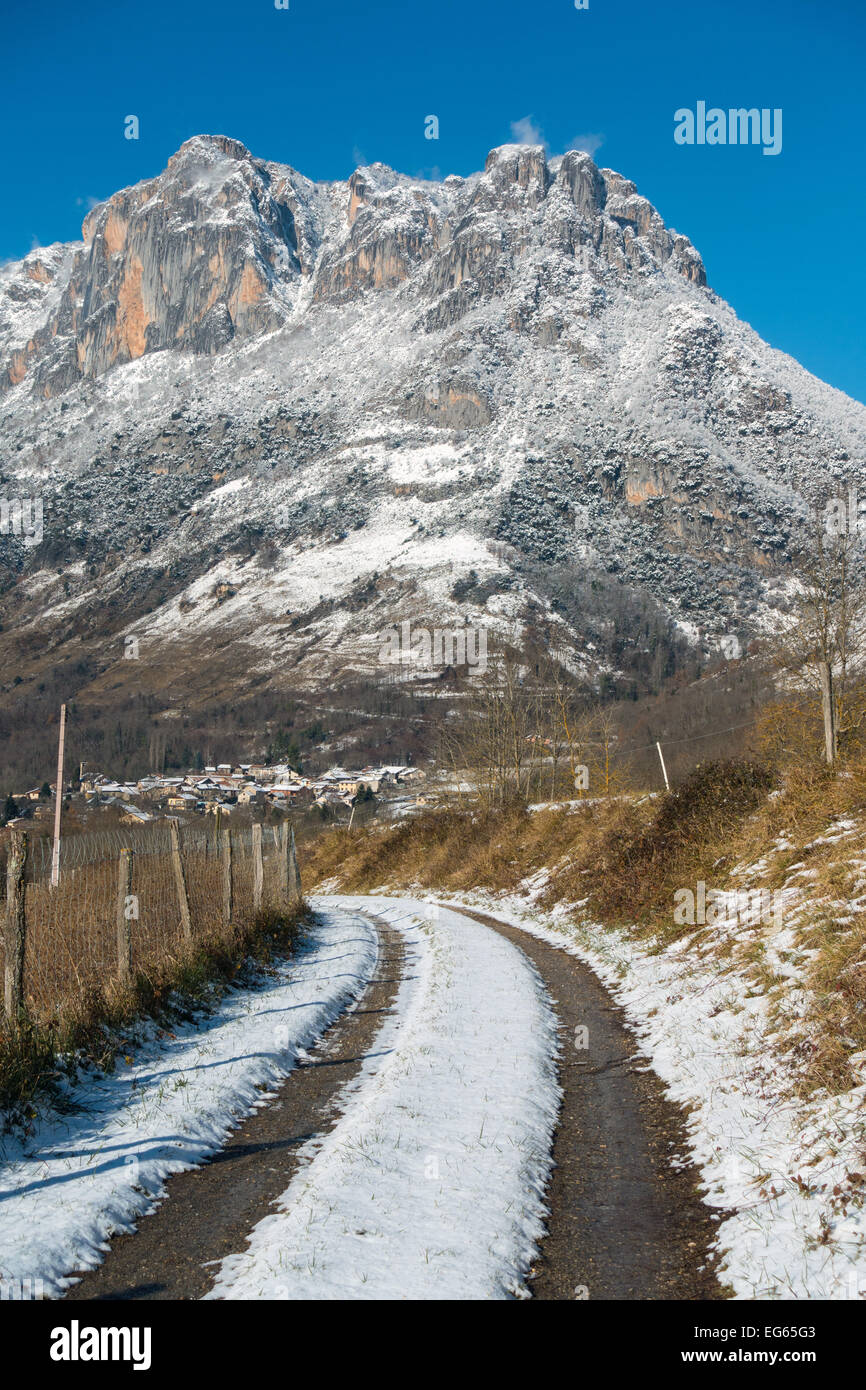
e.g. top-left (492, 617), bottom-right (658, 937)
top-left (778, 506), bottom-right (866, 764)
top-left (439, 654), bottom-right (538, 809)
top-left (590, 705), bottom-right (620, 795)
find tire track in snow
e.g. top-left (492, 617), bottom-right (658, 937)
top-left (64, 915), bottom-right (404, 1301)
top-left (207, 897), bottom-right (560, 1300)
top-left (451, 905), bottom-right (727, 1300)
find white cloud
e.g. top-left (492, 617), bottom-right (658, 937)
top-left (510, 116), bottom-right (547, 149)
top-left (507, 120), bottom-right (604, 160)
top-left (567, 132), bottom-right (605, 158)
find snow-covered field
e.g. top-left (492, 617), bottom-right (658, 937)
top-left (0, 908), bottom-right (378, 1298)
top-left (427, 879), bottom-right (866, 1301)
top-left (209, 897), bottom-right (559, 1300)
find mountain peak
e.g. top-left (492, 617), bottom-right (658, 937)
top-left (0, 136), bottom-right (864, 725)
top-left (169, 133), bottom-right (255, 166)
top-left (2, 136), bottom-right (712, 396)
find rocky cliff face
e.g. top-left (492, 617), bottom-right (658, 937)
top-left (0, 136), bottom-right (863, 714)
top-left (1, 137), bottom-right (328, 397)
top-left (0, 136), bottom-right (706, 398)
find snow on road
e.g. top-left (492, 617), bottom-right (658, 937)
top-left (208, 897), bottom-right (559, 1300)
top-left (0, 908), bottom-right (378, 1298)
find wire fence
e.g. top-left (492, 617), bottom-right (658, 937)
top-left (1, 820), bottom-right (302, 1025)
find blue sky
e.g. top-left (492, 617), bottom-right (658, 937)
top-left (3, 0), bottom-right (864, 402)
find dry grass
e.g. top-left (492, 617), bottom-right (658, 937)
top-left (1, 822), bottom-right (307, 1124)
top-left (307, 761), bottom-right (777, 937)
top-left (789, 904), bottom-right (866, 1096)
top-left (305, 800), bottom-right (582, 900)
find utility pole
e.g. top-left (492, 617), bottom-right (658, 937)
top-left (50, 703), bottom-right (67, 888)
top-left (656, 740), bottom-right (671, 792)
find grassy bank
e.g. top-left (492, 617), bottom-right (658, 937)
top-left (304, 754), bottom-right (866, 1099)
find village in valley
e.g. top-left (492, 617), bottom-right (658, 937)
top-left (2, 759), bottom-right (428, 832)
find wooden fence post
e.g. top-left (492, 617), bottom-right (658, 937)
top-left (252, 824), bottom-right (263, 913)
top-left (278, 821), bottom-right (290, 901)
top-left (116, 848), bottom-right (134, 984)
top-left (221, 828), bottom-right (233, 930)
top-left (288, 826), bottom-right (302, 904)
top-left (169, 821), bottom-right (193, 940)
top-left (4, 831), bottom-right (28, 1020)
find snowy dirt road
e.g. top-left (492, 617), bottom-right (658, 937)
top-left (0, 897), bottom-right (723, 1301)
top-left (454, 907), bottom-right (724, 1299)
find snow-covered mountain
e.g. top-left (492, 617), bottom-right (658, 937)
top-left (1, 134), bottom-right (864, 711)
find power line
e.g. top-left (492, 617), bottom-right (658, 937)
top-left (621, 719), bottom-right (760, 755)
top-left (623, 695), bottom-right (824, 756)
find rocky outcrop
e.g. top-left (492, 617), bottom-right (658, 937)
top-left (402, 379), bottom-right (493, 428)
top-left (0, 138), bottom-right (707, 395)
top-left (3, 137), bottom-right (318, 395)
top-left (314, 167), bottom-right (443, 301)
